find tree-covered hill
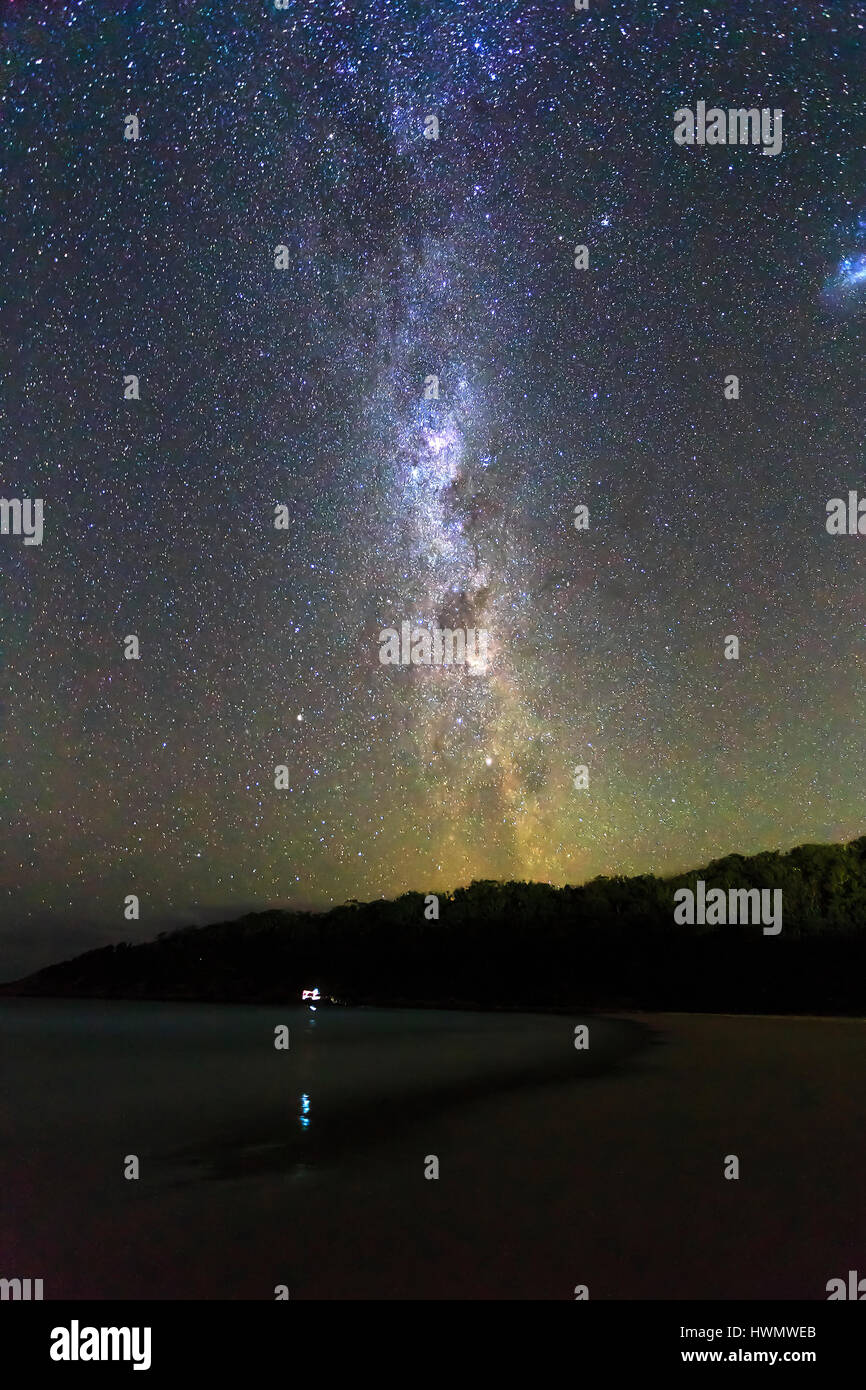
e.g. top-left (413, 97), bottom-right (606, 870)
top-left (3, 837), bottom-right (866, 1013)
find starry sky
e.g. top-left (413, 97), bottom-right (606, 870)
top-left (1, 0), bottom-right (864, 976)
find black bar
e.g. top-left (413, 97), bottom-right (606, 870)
top-left (2, 1301), bottom-right (860, 1377)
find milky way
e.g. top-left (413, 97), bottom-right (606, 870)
top-left (1, 0), bottom-right (865, 974)
top-left (823, 211), bottom-right (866, 313)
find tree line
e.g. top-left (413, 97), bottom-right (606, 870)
top-left (6, 836), bottom-right (866, 1014)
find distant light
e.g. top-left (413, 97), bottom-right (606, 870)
top-left (485, 756), bottom-right (493, 766)
top-left (297, 713), bottom-right (304, 722)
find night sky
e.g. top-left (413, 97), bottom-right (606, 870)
top-left (1, 0), bottom-right (864, 976)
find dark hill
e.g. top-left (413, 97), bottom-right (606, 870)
top-left (3, 837), bottom-right (866, 1013)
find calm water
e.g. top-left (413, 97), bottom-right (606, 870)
top-left (1, 1001), bottom-right (863, 1298)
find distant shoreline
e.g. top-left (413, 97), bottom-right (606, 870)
top-left (4, 834), bottom-right (866, 1016)
top-left (1, 988), bottom-right (865, 1023)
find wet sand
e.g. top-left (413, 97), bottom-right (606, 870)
top-left (1, 1002), bottom-right (862, 1298)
